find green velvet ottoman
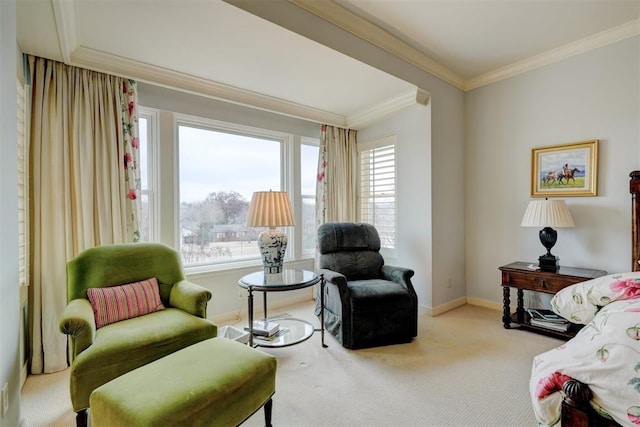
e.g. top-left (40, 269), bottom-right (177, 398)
top-left (89, 337), bottom-right (277, 427)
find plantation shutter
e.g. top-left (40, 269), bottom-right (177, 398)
top-left (358, 136), bottom-right (396, 250)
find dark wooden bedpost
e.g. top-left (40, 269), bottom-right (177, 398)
top-left (631, 171), bottom-right (640, 272)
top-left (561, 379), bottom-right (593, 426)
top-left (555, 171), bottom-right (640, 427)
top-left (561, 379), bottom-right (620, 426)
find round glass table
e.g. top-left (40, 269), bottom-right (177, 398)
top-left (238, 269), bottom-right (326, 348)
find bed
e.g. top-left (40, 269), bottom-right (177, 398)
top-left (530, 170), bottom-right (640, 427)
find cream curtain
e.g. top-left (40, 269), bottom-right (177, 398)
top-left (315, 124), bottom-right (357, 226)
top-left (27, 56), bottom-right (140, 373)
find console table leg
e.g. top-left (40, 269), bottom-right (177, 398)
top-left (502, 286), bottom-right (511, 328)
top-left (263, 291), bottom-right (268, 319)
top-left (248, 287), bottom-right (254, 347)
top-left (320, 275), bottom-right (327, 348)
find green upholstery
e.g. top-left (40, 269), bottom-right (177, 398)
top-left (90, 338), bottom-right (277, 427)
top-left (59, 243), bottom-right (217, 421)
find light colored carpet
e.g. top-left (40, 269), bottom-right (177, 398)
top-left (21, 302), bottom-right (562, 427)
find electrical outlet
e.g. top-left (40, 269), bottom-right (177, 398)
top-left (238, 290), bottom-right (245, 301)
top-left (446, 278), bottom-right (452, 288)
top-left (2, 382), bottom-right (8, 416)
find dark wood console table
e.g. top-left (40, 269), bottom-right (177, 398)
top-left (499, 262), bottom-right (606, 339)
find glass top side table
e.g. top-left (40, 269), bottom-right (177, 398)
top-left (238, 269), bottom-right (326, 348)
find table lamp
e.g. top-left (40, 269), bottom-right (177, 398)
top-left (246, 191), bottom-right (295, 274)
top-left (521, 199), bottom-right (575, 272)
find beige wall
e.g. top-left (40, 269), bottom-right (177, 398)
top-left (357, 103), bottom-right (435, 310)
top-left (465, 36), bottom-right (640, 306)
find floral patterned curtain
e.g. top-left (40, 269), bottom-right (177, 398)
top-left (122, 80), bottom-right (141, 242)
top-left (316, 124), bottom-right (329, 227)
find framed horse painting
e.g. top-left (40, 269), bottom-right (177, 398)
top-left (530, 140), bottom-right (598, 197)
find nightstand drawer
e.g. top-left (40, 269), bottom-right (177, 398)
top-left (506, 272), bottom-right (576, 293)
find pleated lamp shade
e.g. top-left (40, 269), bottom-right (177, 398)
top-left (521, 199), bottom-right (575, 228)
top-left (246, 191), bottom-right (294, 274)
top-left (521, 199), bottom-right (574, 272)
top-left (246, 191), bottom-right (295, 227)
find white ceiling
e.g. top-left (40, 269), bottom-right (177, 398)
top-left (16, 0), bottom-right (640, 127)
top-left (336, 0), bottom-right (640, 79)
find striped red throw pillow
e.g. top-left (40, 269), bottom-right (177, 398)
top-left (87, 277), bottom-right (165, 328)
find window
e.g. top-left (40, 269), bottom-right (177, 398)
top-left (173, 116), bottom-right (318, 269)
top-left (137, 110), bottom-right (318, 270)
top-left (358, 136), bottom-right (396, 253)
top-left (137, 110), bottom-right (158, 243)
top-left (301, 141), bottom-right (319, 256)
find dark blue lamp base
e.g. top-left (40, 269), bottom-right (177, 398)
top-left (538, 226), bottom-right (560, 272)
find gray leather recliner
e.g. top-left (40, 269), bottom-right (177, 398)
top-left (316, 222), bottom-right (418, 349)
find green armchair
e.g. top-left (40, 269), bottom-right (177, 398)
top-left (59, 243), bottom-right (217, 427)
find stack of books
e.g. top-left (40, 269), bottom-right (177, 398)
top-left (527, 308), bottom-right (571, 332)
top-left (252, 328), bottom-right (289, 343)
top-left (246, 320), bottom-right (280, 337)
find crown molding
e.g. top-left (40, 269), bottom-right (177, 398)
top-left (44, 0), bottom-right (640, 112)
top-left (288, 1), bottom-right (639, 92)
top-left (69, 47), bottom-right (428, 130)
top-left (465, 18), bottom-right (640, 91)
top-left (51, 0), bottom-right (78, 63)
top-left (347, 87), bottom-right (430, 129)
top-left (288, 0), bottom-right (467, 91)
top-left (70, 46), bottom-right (353, 127)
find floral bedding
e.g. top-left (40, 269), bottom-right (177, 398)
top-left (530, 272), bottom-right (640, 426)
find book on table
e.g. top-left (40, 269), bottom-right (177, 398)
top-left (527, 308), bottom-right (567, 323)
top-left (253, 328), bottom-right (289, 342)
top-left (246, 320), bottom-right (280, 337)
top-left (529, 318), bottom-right (570, 332)
top-left (527, 308), bottom-right (570, 332)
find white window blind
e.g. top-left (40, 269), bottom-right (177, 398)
top-left (358, 136), bottom-right (396, 250)
top-left (17, 79), bottom-right (29, 288)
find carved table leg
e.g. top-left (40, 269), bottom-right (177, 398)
top-left (516, 288), bottom-right (525, 324)
top-left (502, 286), bottom-right (511, 328)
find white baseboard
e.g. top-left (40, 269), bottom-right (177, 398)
top-left (212, 292), bottom-right (502, 323)
top-left (466, 297), bottom-right (502, 312)
top-left (424, 297), bottom-right (467, 316)
top-left (422, 296), bottom-right (502, 317)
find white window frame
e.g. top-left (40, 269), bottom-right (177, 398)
top-left (138, 107), bottom-right (160, 243)
top-left (173, 114), bottom-right (308, 272)
top-left (357, 135), bottom-right (397, 258)
top-left (300, 137), bottom-right (319, 259)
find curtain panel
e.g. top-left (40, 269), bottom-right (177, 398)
top-left (27, 55), bottom-right (140, 373)
top-left (315, 124), bottom-right (357, 228)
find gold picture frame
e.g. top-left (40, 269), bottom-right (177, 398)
top-left (531, 140), bottom-right (598, 197)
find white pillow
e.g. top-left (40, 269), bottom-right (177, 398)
top-left (551, 271), bottom-right (640, 324)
